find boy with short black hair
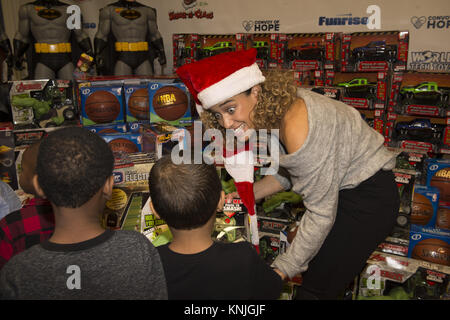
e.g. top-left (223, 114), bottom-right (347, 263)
top-left (0, 127), bottom-right (167, 299)
top-left (149, 156), bottom-right (282, 300)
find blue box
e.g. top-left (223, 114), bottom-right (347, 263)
top-left (425, 158), bottom-right (450, 205)
top-left (411, 185), bottom-right (440, 229)
top-left (80, 86), bottom-right (125, 125)
top-left (148, 82), bottom-right (192, 126)
top-left (99, 132), bottom-right (142, 154)
top-left (124, 84), bottom-right (150, 123)
top-left (84, 123), bottom-right (128, 134)
top-left (408, 226), bottom-right (450, 266)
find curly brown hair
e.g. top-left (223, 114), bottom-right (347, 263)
top-left (200, 69), bottom-right (297, 134)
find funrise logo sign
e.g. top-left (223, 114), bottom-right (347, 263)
top-left (318, 5), bottom-right (381, 30)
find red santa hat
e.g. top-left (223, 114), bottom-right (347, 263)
top-left (176, 48), bottom-right (265, 115)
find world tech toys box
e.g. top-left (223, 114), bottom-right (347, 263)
top-left (79, 86), bottom-right (125, 126)
top-left (148, 82), bottom-right (192, 126)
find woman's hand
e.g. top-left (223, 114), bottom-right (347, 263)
top-left (273, 268), bottom-right (287, 281)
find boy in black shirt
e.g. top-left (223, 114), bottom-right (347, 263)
top-left (149, 156), bottom-right (282, 300)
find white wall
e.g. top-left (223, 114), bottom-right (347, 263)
top-left (2, 0), bottom-right (449, 75)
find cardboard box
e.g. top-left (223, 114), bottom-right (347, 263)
top-left (411, 185), bottom-right (440, 229)
top-left (408, 226), bottom-right (449, 267)
top-left (425, 158), bottom-right (450, 207)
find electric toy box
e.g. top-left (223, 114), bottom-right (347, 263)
top-left (102, 153), bottom-right (156, 230)
top-left (332, 71), bottom-right (389, 110)
top-left (390, 72), bottom-right (450, 118)
top-left (341, 31), bottom-right (408, 72)
top-left (148, 81), bottom-right (192, 127)
top-left (286, 32), bottom-right (340, 72)
top-left (140, 193), bottom-right (171, 246)
top-left (411, 185), bottom-right (440, 229)
top-left (10, 79), bottom-right (78, 130)
top-left (173, 34), bottom-right (201, 69)
top-left (408, 226), bottom-right (450, 267)
top-left (384, 113), bottom-right (447, 154)
top-left (99, 132), bottom-right (143, 157)
top-left (79, 85), bottom-right (125, 126)
top-left (357, 251), bottom-right (449, 300)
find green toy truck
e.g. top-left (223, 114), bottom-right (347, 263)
top-left (400, 81), bottom-right (450, 104)
top-left (201, 41), bottom-right (234, 57)
top-left (337, 78), bottom-right (377, 98)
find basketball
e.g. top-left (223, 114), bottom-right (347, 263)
top-left (85, 90), bottom-right (121, 124)
top-left (411, 238), bottom-right (450, 266)
top-left (152, 86), bottom-right (188, 121)
top-left (108, 138), bottom-right (139, 154)
top-left (436, 207), bottom-right (450, 229)
top-left (410, 193), bottom-right (434, 225)
top-left (128, 88), bottom-right (149, 120)
top-left (430, 167), bottom-right (450, 202)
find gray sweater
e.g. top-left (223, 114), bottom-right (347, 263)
top-left (272, 89), bottom-right (397, 279)
top-left (0, 230), bottom-right (167, 300)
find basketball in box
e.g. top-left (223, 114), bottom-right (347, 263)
top-left (411, 185), bottom-right (439, 229)
top-left (80, 86), bottom-right (125, 125)
top-left (148, 82), bottom-right (191, 126)
top-left (436, 205), bottom-right (450, 230)
top-left (408, 225), bottom-right (449, 266)
top-left (84, 123), bottom-right (127, 134)
top-left (124, 84), bottom-right (150, 122)
top-left (99, 132), bottom-right (142, 155)
top-left (425, 158), bottom-right (450, 206)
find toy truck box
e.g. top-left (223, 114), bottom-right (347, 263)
top-left (286, 32), bottom-right (339, 72)
top-left (341, 31), bottom-right (408, 72)
top-left (358, 251), bottom-right (449, 300)
top-left (250, 34), bottom-right (272, 69)
top-left (173, 33), bottom-right (201, 68)
top-left (10, 79), bottom-right (78, 129)
top-left (393, 72), bottom-right (450, 118)
top-left (386, 113), bottom-right (447, 154)
top-left (333, 72), bottom-right (388, 110)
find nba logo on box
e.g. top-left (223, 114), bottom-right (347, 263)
top-left (148, 82), bottom-right (192, 126)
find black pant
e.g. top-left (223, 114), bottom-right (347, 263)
top-left (295, 169), bottom-right (399, 300)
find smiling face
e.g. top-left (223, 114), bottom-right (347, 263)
top-left (208, 86), bottom-right (260, 138)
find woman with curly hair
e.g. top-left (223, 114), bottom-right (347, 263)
top-left (176, 48), bottom-right (399, 300)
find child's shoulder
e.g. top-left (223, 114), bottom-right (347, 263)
top-left (213, 241), bottom-right (256, 255)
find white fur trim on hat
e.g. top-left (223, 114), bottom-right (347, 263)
top-left (197, 63), bottom-right (265, 111)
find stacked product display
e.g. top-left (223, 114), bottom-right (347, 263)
top-left (0, 28), bottom-right (448, 300)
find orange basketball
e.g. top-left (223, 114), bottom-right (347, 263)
top-left (411, 238), bottom-right (450, 266)
top-left (436, 207), bottom-right (450, 229)
top-left (128, 88), bottom-right (149, 120)
top-left (411, 193), bottom-right (434, 225)
top-left (108, 138), bottom-right (139, 154)
top-left (430, 167), bottom-right (450, 202)
top-left (85, 90), bottom-right (121, 124)
top-left (152, 86), bottom-right (188, 121)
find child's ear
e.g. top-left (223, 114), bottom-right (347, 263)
top-left (149, 201), bottom-right (160, 219)
top-left (217, 191), bottom-right (225, 212)
top-left (32, 175), bottom-right (46, 199)
top-left (102, 175), bottom-right (114, 200)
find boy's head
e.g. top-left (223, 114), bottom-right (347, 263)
top-left (35, 126), bottom-right (114, 208)
top-left (149, 156), bottom-right (223, 230)
top-left (19, 141), bottom-right (41, 195)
